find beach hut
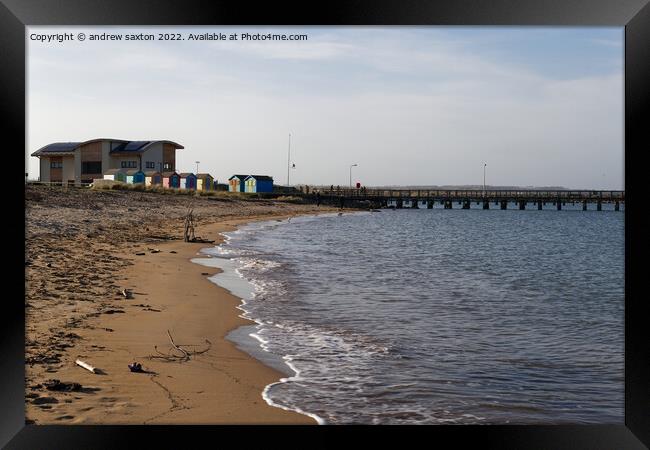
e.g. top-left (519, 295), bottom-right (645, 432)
top-left (125, 169), bottom-right (145, 184)
top-left (144, 170), bottom-right (162, 186)
top-left (228, 175), bottom-right (248, 192)
top-left (196, 173), bottom-right (213, 191)
top-left (179, 173), bottom-right (197, 190)
top-left (244, 175), bottom-right (274, 193)
top-left (162, 171), bottom-right (180, 188)
top-left (103, 168), bottom-right (127, 182)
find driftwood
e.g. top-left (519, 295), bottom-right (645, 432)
top-left (188, 237), bottom-right (215, 244)
top-left (183, 208), bottom-right (214, 243)
top-left (183, 208), bottom-right (196, 242)
top-left (44, 379), bottom-right (82, 392)
top-left (167, 330), bottom-right (188, 360)
top-left (150, 330), bottom-right (211, 363)
top-left (75, 359), bottom-right (96, 373)
top-left (147, 235), bottom-right (175, 241)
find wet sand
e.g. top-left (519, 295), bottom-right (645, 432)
top-left (25, 185), bottom-right (339, 424)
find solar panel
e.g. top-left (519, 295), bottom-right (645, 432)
top-left (110, 142), bottom-right (127, 152)
top-left (124, 141), bottom-right (150, 151)
top-left (43, 142), bottom-right (80, 152)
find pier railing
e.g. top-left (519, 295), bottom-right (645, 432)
top-left (313, 188), bottom-right (625, 202)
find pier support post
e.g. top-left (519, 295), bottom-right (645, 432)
top-left (583, 201), bottom-right (587, 211)
top-left (444, 200), bottom-right (452, 209)
top-left (411, 200), bottom-right (419, 209)
top-left (615, 201), bottom-right (620, 211)
top-left (519, 200), bottom-right (526, 210)
top-left (396, 199), bottom-right (403, 209)
top-left (462, 200), bottom-right (470, 209)
top-left (500, 200), bottom-right (507, 210)
top-left (597, 201), bottom-right (602, 211)
top-left (538, 201), bottom-right (543, 210)
top-left (427, 200), bottom-right (433, 209)
top-left (556, 201), bottom-right (562, 211)
top-left (483, 200), bottom-right (489, 210)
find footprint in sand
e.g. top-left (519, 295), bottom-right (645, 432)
top-left (32, 396), bottom-right (58, 405)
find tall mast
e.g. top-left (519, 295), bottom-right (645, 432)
top-left (287, 133), bottom-right (291, 186)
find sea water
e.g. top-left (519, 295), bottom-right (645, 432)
top-left (198, 206), bottom-right (624, 424)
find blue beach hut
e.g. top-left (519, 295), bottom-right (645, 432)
top-left (162, 171), bottom-right (180, 188)
top-left (179, 173), bottom-right (197, 190)
top-left (244, 175), bottom-right (274, 193)
top-left (229, 175), bottom-right (248, 192)
top-left (196, 173), bottom-right (213, 191)
top-left (144, 170), bottom-right (162, 186)
top-left (125, 169), bottom-right (145, 184)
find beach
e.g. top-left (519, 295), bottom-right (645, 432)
top-left (25, 185), bottom-right (338, 424)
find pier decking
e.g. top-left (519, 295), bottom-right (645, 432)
top-left (312, 189), bottom-right (625, 210)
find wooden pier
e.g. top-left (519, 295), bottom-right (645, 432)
top-left (308, 188), bottom-right (625, 211)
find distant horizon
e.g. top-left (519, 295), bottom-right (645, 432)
top-left (301, 184), bottom-right (624, 191)
top-left (27, 26), bottom-right (624, 190)
top-left (27, 177), bottom-right (625, 192)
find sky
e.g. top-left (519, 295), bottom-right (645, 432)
top-left (26, 26), bottom-right (624, 189)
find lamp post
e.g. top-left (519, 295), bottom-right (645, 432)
top-left (483, 163), bottom-right (487, 197)
top-left (196, 161), bottom-right (200, 174)
top-left (349, 164), bottom-right (358, 188)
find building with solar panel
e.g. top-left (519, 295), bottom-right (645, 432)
top-left (30, 138), bottom-right (184, 185)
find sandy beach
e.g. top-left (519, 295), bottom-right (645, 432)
top-left (25, 185), bottom-right (339, 424)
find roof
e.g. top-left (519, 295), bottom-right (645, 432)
top-left (33, 142), bottom-right (80, 154)
top-left (245, 175), bottom-right (274, 182)
top-left (125, 169), bottom-right (144, 175)
top-left (179, 173), bottom-right (196, 178)
top-left (162, 171), bottom-right (179, 177)
top-left (144, 170), bottom-right (161, 176)
top-left (31, 138), bottom-right (184, 157)
top-left (229, 174), bottom-right (248, 180)
top-left (104, 168), bottom-right (127, 175)
top-left (196, 173), bottom-right (213, 178)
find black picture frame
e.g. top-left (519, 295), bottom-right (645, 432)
top-left (4, 0), bottom-right (649, 447)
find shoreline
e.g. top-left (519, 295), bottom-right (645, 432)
top-left (25, 186), bottom-right (342, 425)
top-left (191, 213), bottom-right (348, 425)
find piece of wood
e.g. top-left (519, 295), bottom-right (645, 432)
top-left (167, 330), bottom-right (189, 360)
top-left (75, 358), bottom-right (96, 373)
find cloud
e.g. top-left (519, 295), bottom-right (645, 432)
top-left (26, 27), bottom-right (623, 189)
top-left (590, 38), bottom-right (623, 48)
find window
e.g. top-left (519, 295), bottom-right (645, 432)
top-left (82, 161), bottom-right (102, 174)
top-left (50, 161), bottom-right (63, 169)
top-left (121, 161), bottom-right (138, 169)
top-left (163, 162), bottom-right (172, 170)
top-left (145, 161), bottom-right (155, 169)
